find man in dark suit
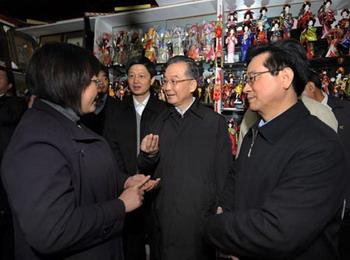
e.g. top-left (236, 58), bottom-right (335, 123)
top-left (205, 41), bottom-right (347, 259)
top-left (103, 56), bottom-right (165, 260)
top-left (303, 69), bottom-right (350, 259)
top-left (80, 66), bottom-right (117, 135)
top-left (0, 66), bottom-right (27, 260)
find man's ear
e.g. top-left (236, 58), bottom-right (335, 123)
top-left (189, 79), bottom-right (197, 94)
top-left (151, 76), bottom-right (156, 85)
top-left (280, 67), bottom-right (294, 90)
top-left (305, 82), bottom-right (316, 93)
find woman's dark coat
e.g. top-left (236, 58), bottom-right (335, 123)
top-left (1, 99), bottom-right (126, 260)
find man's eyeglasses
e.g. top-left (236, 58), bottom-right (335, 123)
top-left (91, 79), bottom-right (104, 88)
top-left (162, 78), bottom-right (194, 87)
top-left (244, 70), bottom-right (274, 85)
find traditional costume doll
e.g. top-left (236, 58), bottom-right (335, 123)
top-left (321, 70), bottom-right (331, 94)
top-left (143, 27), bottom-right (158, 63)
top-left (280, 4), bottom-right (294, 39)
top-left (172, 26), bottom-right (185, 56)
top-left (240, 24), bottom-right (254, 62)
top-left (226, 10), bottom-right (238, 31)
top-left (338, 9), bottom-right (350, 34)
top-left (300, 18), bottom-right (317, 59)
top-left (340, 24), bottom-right (350, 55)
top-left (325, 26), bottom-right (344, 57)
top-left (258, 7), bottom-right (270, 31)
top-left (270, 19), bottom-right (283, 43)
top-left (297, 1), bottom-right (313, 30)
top-left (254, 20), bottom-right (268, 45)
top-left (318, 0), bottom-right (335, 39)
top-left (225, 28), bottom-right (238, 63)
top-left (243, 10), bottom-right (254, 28)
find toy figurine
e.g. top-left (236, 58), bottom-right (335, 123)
top-left (240, 24), bottom-right (254, 62)
top-left (300, 18), bottom-right (317, 59)
top-left (143, 27), bottom-right (158, 63)
top-left (254, 20), bottom-right (268, 45)
top-left (225, 28), bottom-right (238, 63)
top-left (157, 30), bottom-right (167, 63)
top-left (318, 0), bottom-right (335, 39)
top-left (297, 1), bottom-right (313, 30)
top-left (113, 31), bottom-right (128, 65)
top-left (325, 26), bottom-right (344, 57)
top-left (338, 9), bottom-right (350, 34)
top-left (270, 19), bottom-right (283, 43)
top-left (172, 26), bottom-right (185, 56)
top-left (320, 70), bottom-right (330, 95)
top-left (258, 7), bottom-right (270, 32)
top-left (243, 10), bottom-right (254, 28)
top-left (129, 29), bottom-right (143, 60)
top-left (340, 24), bottom-right (350, 55)
top-left (280, 4), bottom-right (294, 39)
top-left (96, 32), bottom-right (113, 66)
top-left (228, 120), bottom-right (239, 156)
top-left (226, 10), bottom-right (238, 31)
top-left (204, 78), bottom-right (214, 104)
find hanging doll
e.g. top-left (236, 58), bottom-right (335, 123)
top-left (300, 18), bottom-right (317, 59)
top-left (270, 19), bottom-right (283, 43)
top-left (280, 4), bottom-right (294, 39)
top-left (297, 1), bottom-right (313, 30)
top-left (240, 24), bottom-right (254, 62)
top-left (318, 0), bottom-right (335, 39)
top-left (225, 28), bottom-right (238, 63)
top-left (258, 7), bottom-right (270, 32)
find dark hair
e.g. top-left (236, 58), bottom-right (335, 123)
top-left (165, 55), bottom-right (200, 80)
top-left (26, 43), bottom-right (100, 113)
top-left (308, 69), bottom-right (322, 89)
top-left (0, 66), bottom-right (16, 95)
top-left (126, 56), bottom-right (156, 78)
top-left (247, 39), bottom-right (309, 96)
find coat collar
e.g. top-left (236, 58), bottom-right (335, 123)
top-left (122, 93), bottom-right (165, 114)
top-left (163, 98), bottom-right (205, 121)
top-left (33, 99), bottom-right (102, 142)
top-left (251, 100), bottom-right (310, 144)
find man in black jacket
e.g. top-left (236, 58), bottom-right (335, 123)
top-left (205, 41), bottom-right (348, 259)
top-left (0, 66), bottom-right (27, 260)
top-left (138, 56), bottom-right (232, 260)
top-left (103, 56), bottom-right (165, 260)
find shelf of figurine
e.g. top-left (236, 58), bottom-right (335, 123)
top-left (311, 62), bottom-right (350, 100)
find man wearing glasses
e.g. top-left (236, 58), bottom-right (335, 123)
top-left (205, 41), bottom-right (347, 259)
top-left (137, 56), bottom-right (232, 260)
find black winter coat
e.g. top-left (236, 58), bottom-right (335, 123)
top-left (138, 100), bottom-right (232, 260)
top-left (205, 101), bottom-right (347, 260)
top-left (1, 99), bottom-right (126, 260)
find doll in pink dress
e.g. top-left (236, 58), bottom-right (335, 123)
top-left (226, 28), bottom-right (238, 63)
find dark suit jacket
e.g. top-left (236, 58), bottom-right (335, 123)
top-left (206, 101), bottom-right (347, 260)
top-left (103, 94), bottom-right (166, 236)
top-left (80, 95), bottom-right (118, 135)
top-left (328, 97), bottom-right (350, 205)
top-left (103, 94), bottom-right (166, 175)
top-left (1, 99), bottom-right (126, 260)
